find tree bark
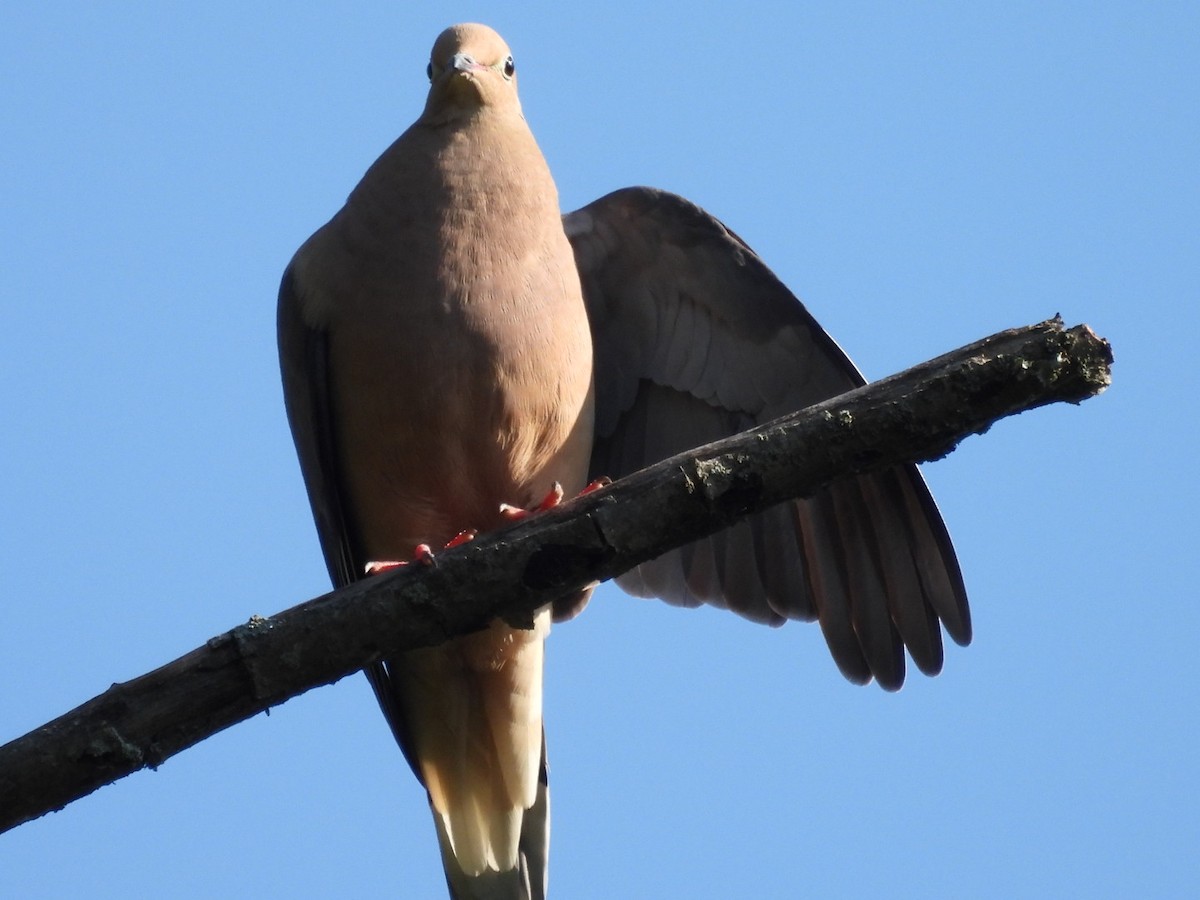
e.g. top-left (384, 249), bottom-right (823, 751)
top-left (0, 317), bottom-right (1112, 833)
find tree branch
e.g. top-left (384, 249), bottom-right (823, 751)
top-left (0, 317), bottom-right (1112, 833)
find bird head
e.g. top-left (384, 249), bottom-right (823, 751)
top-left (422, 24), bottom-right (522, 122)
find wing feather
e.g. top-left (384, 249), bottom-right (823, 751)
top-left (566, 187), bottom-right (970, 687)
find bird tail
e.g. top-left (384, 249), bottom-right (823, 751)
top-left (366, 613), bottom-right (552, 899)
top-left (437, 746), bottom-right (549, 900)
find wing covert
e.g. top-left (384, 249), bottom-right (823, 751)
top-left (565, 187), bottom-right (970, 688)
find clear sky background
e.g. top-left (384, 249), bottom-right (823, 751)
top-left (2, 4), bottom-right (1196, 898)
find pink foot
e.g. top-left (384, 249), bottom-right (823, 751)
top-left (579, 476), bottom-right (612, 495)
top-left (364, 530), bottom-right (477, 574)
top-left (498, 478), bottom-right (611, 521)
top-left (442, 529), bottom-right (478, 549)
top-left (500, 482), bottom-right (565, 521)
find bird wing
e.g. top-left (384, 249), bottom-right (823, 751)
top-left (277, 262), bottom-right (428, 769)
top-left (565, 186), bottom-right (971, 689)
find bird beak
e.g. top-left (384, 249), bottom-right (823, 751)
top-left (450, 53), bottom-right (485, 74)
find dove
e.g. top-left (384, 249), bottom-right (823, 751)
top-left (279, 22), bottom-right (969, 900)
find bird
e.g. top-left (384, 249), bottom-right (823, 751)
top-left (278, 22), bottom-right (970, 900)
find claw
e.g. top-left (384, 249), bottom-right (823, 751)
top-left (498, 478), bottom-right (611, 522)
top-left (500, 481), bottom-right (565, 521)
top-left (364, 544), bottom-right (433, 573)
top-left (443, 529), bottom-right (477, 549)
top-left (580, 476), bottom-right (612, 495)
top-left (365, 532), bottom-right (475, 575)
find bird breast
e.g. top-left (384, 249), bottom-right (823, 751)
top-left (321, 119), bottom-right (595, 556)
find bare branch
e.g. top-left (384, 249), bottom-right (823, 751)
top-left (0, 317), bottom-right (1112, 833)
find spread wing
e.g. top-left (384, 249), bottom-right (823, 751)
top-left (564, 187), bottom-right (970, 689)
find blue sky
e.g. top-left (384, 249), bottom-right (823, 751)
top-left (2, 3), bottom-right (1196, 898)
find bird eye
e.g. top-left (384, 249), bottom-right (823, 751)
top-left (426, 62), bottom-right (434, 82)
top-left (503, 56), bottom-right (515, 78)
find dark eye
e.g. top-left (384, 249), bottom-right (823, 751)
top-left (503, 55), bottom-right (515, 78)
top-left (426, 62), bottom-right (433, 82)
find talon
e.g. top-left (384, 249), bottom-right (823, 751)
top-left (580, 476), bottom-right (612, 495)
top-left (501, 482), bottom-right (565, 521)
top-left (443, 529), bottom-right (477, 549)
top-left (365, 532), bottom-right (473, 574)
top-left (539, 481), bottom-right (566, 509)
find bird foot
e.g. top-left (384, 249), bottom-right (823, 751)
top-left (364, 530), bottom-right (477, 574)
top-left (580, 476), bottom-right (612, 495)
top-left (500, 482), bottom-right (565, 521)
top-left (498, 478), bottom-right (611, 521)
top-left (442, 529), bottom-right (478, 549)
